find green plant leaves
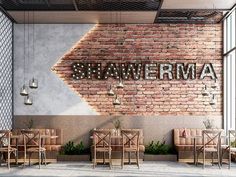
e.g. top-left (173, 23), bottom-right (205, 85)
top-left (145, 140), bottom-right (174, 155)
top-left (61, 141), bottom-right (87, 155)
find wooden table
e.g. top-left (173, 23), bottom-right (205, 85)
top-left (10, 134), bottom-right (58, 164)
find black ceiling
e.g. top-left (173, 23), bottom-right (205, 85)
top-left (157, 10), bottom-right (223, 24)
top-left (0, 0), bottom-right (225, 23)
top-left (0, 0), bottom-right (161, 11)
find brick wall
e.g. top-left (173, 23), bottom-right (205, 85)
top-left (52, 24), bottom-right (223, 116)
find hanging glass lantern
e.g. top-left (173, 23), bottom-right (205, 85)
top-left (113, 95), bottom-right (121, 105)
top-left (117, 79), bottom-right (124, 89)
top-left (202, 85), bottom-right (209, 96)
top-left (108, 85), bottom-right (115, 96)
top-left (210, 94), bottom-right (216, 105)
top-left (24, 95), bottom-right (33, 105)
top-left (29, 77), bottom-right (38, 89)
top-left (211, 79), bottom-right (217, 89)
top-left (20, 85), bottom-right (28, 96)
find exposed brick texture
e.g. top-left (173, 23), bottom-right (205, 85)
top-left (52, 24), bottom-right (223, 116)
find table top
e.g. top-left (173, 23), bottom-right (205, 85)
top-left (179, 135), bottom-right (227, 139)
top-left (11, 134), bottom-right (58, 139)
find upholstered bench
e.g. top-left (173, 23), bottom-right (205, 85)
top-left (174, 128), bottom-right (226, 161)
top-left (174, 128), bottom-right (202, 161)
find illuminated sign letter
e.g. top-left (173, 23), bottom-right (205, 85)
top-left (200, 63), bottom-right (217, 80)
top-left (144, 63), bottom-right (157, 80)
top-left (176, 63), bottom-right (196, 80)
top-left (159, 64), bottom-right (173, 80)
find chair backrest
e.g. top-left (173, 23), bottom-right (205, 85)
top-left (0, 130), bottom-right (11, 148)
top-left (21, 129), bottom-right (41, 147)
top-left (93, 129), bottom-right (111, 148)
top-left (202, 129), bottom-right (222, 149)
top-left (121, 129), bottom-right (140, 150)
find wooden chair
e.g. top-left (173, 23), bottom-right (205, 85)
top-left (0, 130), bottom-right (17, 169)
top-left (196, 129), bottom-right (222, 169)
top-left (121, 129), bottom-right (140, 169)
top-left (92, 129), bottom-right (112, 169)
top-left (222, 130), bottom-right (236, 169)
top-left (21, 129), bottom-right (46, 169)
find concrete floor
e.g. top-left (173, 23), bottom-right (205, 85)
top-left (0, 161), bottom-right (235, 177)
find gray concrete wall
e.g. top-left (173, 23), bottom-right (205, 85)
top-left (13, 24), bottom-right (97, 115)
top-left (14, 115), bottom-right (222, 146)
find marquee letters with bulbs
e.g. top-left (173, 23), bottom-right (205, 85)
top-left (72, 62), bottom-right (217, 81)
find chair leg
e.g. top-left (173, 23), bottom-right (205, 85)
top-left (38, 151), bottom-right (41, 169)
top-left (103, 152), bottom-right (105, 165)
top-left (29, 152), bottom-right (31, 166)
top-left (44, 151), bottom-right (47, 166)
top-left (217, 150), bottom-right (221, 169)
top-left (128, 152), bottom-right (131, 164)
top-left (15, 150), bottom-right (18, 165)
top-left (0, 152), bottom-right (2, 166)
top-left (203, 151), bottom-right (205, 169)
top-left (196, 152), bottom-right (199, 166)
top-left (212, 152), bottom-right (214, 166)
top-left (109, 151), bottom-right (112, 169)
top-left (136, 151), bottom-right (139, 169)
top-left (93, 151), bottom-right (96, 169)
top-left (229, 151), bottom-right (231, 169)
top-left (23, 150), bottom-right (26, 168)
top-left (122, 149), bottom-right (124, 169)
top-left (7, 151), bottom-right (10, 169)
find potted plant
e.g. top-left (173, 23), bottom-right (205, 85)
top-left (24, 118), bottom-right (34, 129)
top-left (144, 140), bottom-right (177, 161)
top-left (112, 117), bottom-right (122, 136)
top-left (57, 141), bottom-right (90, 161)
top-left (203, 119), bottom-right (215, 129)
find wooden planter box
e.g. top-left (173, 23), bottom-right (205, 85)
top-left (144, 154), bottom-right (177, 161)
top-left (57, 154), bottom-right (90, 161)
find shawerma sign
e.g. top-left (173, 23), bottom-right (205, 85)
top-left (71, 62), bottom-right (217, 81)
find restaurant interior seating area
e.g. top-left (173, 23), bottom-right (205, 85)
top-left (0, 0), bottom-right (236, 176)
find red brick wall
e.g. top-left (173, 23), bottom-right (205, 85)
top-left (52, 24), bottom-right (223, 116)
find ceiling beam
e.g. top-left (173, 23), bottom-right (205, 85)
top-left (72, 0), bottom-right (78, 11)
top-left (154, 0), bottom-right (164, 23)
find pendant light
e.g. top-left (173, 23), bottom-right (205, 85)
top-left (117, 79), bottom-right (124, 88)
top-left (116, 10), bottom-right (124, 89)
top-left (20, 11), bottom-right (29, 96)
top-left (202, 85), bottom-right (209, 96)
top-left (211, 79), bottom-right (217, 89)
top-left (24, 95), bottom-right (33, 105)
top-left (29, 77), bottom-right (38, 89)
top-left (210, 94), bottom-right (216, 105)
top-left (108, 85), bottom-right (115, 96)
top-left (20, 85), bottom-right (28, 96)
top-left (113, 95), bottom-right (121, 105)
top-left (29, 11), bottom-right (38, 89)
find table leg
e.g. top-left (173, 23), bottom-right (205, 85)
top-left (16, 138), bottom-right (18, 165)
top-left (194, 138), bottom-right (196, 165)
